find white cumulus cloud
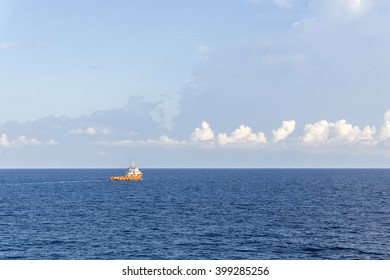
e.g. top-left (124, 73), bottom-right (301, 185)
top-left (332, 119), bottom-right (376, 143)
top-left (191, 121), bottom-right (215, 142)
top-left (379, 110), bottom-right (390, 140)
top-left (217, 125), bottom-right (267, 146)
top-left (302, 120), bottom-right (331, 144)
top-left (0, 134), bottom-right (10, 147)
top-left (85, 127), bottom-right (98, 135)
top-left (158, 135), bottom-right (180, 145)
top-left (0, 134), bottom-right (42, 147)
top-left (15, 136), bottom-right (41, 145)
top-left (303, 119), bottom-right (376, 145)
top-left (273, 120), bottom-right (296, 142)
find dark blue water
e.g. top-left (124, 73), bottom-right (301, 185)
top-left (0, 169), bottom-right (389, 259)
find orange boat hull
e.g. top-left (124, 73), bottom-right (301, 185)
top-left (109, 173), bottom-right (143, 181)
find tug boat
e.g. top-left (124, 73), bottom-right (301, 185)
top-left (109, 162), bottom-right (143, 181)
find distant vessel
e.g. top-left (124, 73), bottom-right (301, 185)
top-left (109, 162), bottom-right (143, 181)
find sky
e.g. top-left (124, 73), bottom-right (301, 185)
top-left (1, 0), bottom-right (390, 168)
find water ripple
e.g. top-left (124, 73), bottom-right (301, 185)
top-left (0, 169), bottom-right (390, 259)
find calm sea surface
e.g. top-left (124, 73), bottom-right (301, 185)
top-left (0, 169), bottom-right (389, 259)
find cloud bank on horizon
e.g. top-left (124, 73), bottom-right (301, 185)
top-left (101, 109), bottom-right (390, 147)
top-left (1, 109), bottom-right (390, 149)
top-left (1, 0), bottom-right (390, 167)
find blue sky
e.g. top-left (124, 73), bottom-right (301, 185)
top-left (1, 0), bottom-right (390, 167)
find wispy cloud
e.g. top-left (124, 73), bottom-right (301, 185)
top-left (246, 0), bottom-right (292, 8)
top-left (273, 0), bottom-right (291, 8)
top-left (95, 135), bottom-right (183, 147)
top-left (67, 127), bottom-right (111, 136)
top-left (196, 45), bottom-right (210, 55)
top-left (311, 0), bottom-right (372, 20)
top-left (47, 140), bottom-right (59, 145)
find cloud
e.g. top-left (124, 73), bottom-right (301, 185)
top-left (332, 119), bottom-right (376, 143)
top-left (1, 95), bottom-right (168, 140)
top-left (246, 0), bottom-right (291, 7)
top-left (0, 95), bottom-right (173, 164)
top-left (3, 107), bottom-right (390, 167)
top-left (158, 135), bottom-right (180, 145)
top-left (175, 0), bottom-right (390, 139)
top-left (95, 111), bottom-right (385, 149)
top-left (273, 120), bottom-right (296, 142)
top-left (273, 0), bottom-right (290, 7)
top-left (95, 139), bottom-right (134, 146)
top-left (302, 119), bottom-right (377, 145)
top-left (0, 133), bottom-right (43, 147)
top-left (95, 135), bottom-right (182, 147)
top-left (196, 45), bottom-right (210, 55)
top-left (217, 125), bottom-right (267, 146)
top-left (47, 140), bottom-right (59, 145)
top-left (191, 121), bottom-right (215, 142)
top-left (311, 0), bottom-right (372, 20)
top-left (0, 134), bottom-right (9, 147)
top-left (379, 110), bottom-right (390, 140)
top-left (67, 127), bottom-right (111, 136)
top-left (99, 122), bottom-right (267, 148)
top-left (302, 120), bottom-right (330, 144)
top-left (84, 127), bottom-right (99, 135)
top-left (15, 136), bottom-right (41, 146)
top-left (149, 95), bottom-right (180, 130)
top-left (68, 128), bottom-right (86, 135)
top-left (3, 106), bottom-right (390, 153)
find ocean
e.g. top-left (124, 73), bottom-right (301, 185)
top-left (0, 168), bottom-right (389, 260)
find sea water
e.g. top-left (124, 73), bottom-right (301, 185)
top-left (0, 169), bottom-right (389, 259)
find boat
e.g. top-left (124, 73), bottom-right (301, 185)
top-left (109, 162), bottom-right (143, 181)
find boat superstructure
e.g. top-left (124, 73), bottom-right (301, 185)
top-left (109, 162), bottom-right (143, 181)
